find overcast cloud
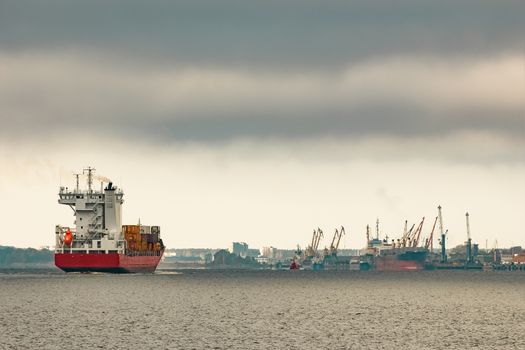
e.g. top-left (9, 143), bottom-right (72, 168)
top-left (0, 1), bottom-right (523, 248)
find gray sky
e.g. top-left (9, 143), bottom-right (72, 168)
top-left (0, 1), bottom-right (524, 249)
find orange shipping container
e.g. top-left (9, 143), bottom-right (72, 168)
top-left (513, 253), bottom-right (525, 264)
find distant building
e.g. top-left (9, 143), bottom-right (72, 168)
top-left (260, 246), bottom-right (277, 258)
top-left (230, 242), bottom-right (249, 258)
top-left (246, 248), bottom-right (260, 258)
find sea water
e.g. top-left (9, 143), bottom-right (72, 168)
top-left (0, 270), bottom-right (524, 349)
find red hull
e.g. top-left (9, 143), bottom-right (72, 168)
top-left (375, 259), bottom-right (425, 271)
top-left (55, 252), bottom-right (163, 273)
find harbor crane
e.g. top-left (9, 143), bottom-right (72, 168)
top-left (465, 212), bottom-right (473, 263)
top-left (329, 226), bottom-right (346, 255)
top-left (314, 228), bottom-right (323, 252)
top-left (305, 228), bottom-right (324, 257)
top-left (424, 216), bottom-right (438, 251)
top-left (403, 223), bottom-right (415, 247)
top-left (411, 217), bottom-right (425, 248)
top-left (438, 205), bottom-right (447, 263)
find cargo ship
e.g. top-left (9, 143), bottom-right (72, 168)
top-left (54, 167), bottom-right (164, 273)
top-left (363, 219), bottom-right (429, 271)
top-left (373, 247), bottom-right (428, 271)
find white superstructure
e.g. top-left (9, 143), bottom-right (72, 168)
top-left (55, 167), bottom-right (126, 254)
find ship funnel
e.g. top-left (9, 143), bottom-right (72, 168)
top-left (104, 182), bottom-right (122, 238)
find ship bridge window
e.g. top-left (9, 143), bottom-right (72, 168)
top-left (97, 241), bottom-right (101, 248)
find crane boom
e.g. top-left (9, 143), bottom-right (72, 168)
top-left (426, 216), bottom-right (438, 250)
top-left (310, 230), bottom-right (316, 249)
top-left (330, 229), bottom-right (338, 250)
top-left (335, 226), bottom-right (345, 251)
top-left (438, 205), bottom-right (444, 236)
top-left (466, 212), bottom-right (471, 240)
top-left (403, 224), bottom-right (416, 247)
top-left (412, 217), bottom-right (425, 247)
top-left (314, 228), bottom-right (323, 251)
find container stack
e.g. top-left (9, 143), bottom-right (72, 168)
top-left (123, 225), bottom-right (141, 251)
top-left (123, 225), bottom-right (161, 251)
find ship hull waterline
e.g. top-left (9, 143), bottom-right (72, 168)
top-left (55, 252), bottom-right (163, 273)
top-left (373, 250), bottom-right (428, 271)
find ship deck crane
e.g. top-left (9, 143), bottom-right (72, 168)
top-left (403, 224), bottom-right (415, 247)
top-left (425, 216), bottom-right (438, 251)
top-left (411, 217), bottom-right (425, 247)
top-left (401, 220), bottom-right (408, 248)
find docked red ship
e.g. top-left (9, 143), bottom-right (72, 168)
top-left (373, 247), bottom-right (428, 271)
top-left (363, 218), bottom-right (429, 271)
top-left (55, 167), bottom-right (164, 273)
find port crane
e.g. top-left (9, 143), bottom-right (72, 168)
top-left (410, 217), bottom-right (425, 247)
top-left (424, 216), bottom-right (438, 251)
top-left (465, 212), bottom-right (473, 263)
top-left (402, 223), bottom-right (415, 247)
top-left (438, 205), bottom-right (447, 263)
top-left (329, 226), bottom-right (346, 255)
top-left (305, 228), bottom-right (323, 257)
top-left (314, 228), bottom-right (323, 252)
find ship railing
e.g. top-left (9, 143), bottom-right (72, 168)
top-left (59, 188), bottom-right (124, 195)
top-left (125, 249), bottom-right (163, 257)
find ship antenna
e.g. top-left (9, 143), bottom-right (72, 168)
top-left (73, 173), bottom-right (81, 192)
top-left (83, 166), bottom-right (95, 193)
top-left (376, 218), bottom-right (380, 240)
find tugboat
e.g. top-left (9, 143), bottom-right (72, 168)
top-left (289, 260), bottom-right (300, 270)
top-left (54, 167), bottom-right (164, 273)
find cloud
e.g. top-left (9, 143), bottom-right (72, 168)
top-left (0, 0), bottom-right (523, 68)
top-left (0, 53), bottom-right (523, 149)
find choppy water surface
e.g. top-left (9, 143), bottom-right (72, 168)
top-left (1, 270), bottom-right (524, 349)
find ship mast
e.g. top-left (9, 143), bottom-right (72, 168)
top-left (73, 173), bottom-right (81, 192)
top-left (83, 166), bottom-right (95, 193)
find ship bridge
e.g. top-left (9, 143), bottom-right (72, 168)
top-left (56, 167), bottom-right (125, 253)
